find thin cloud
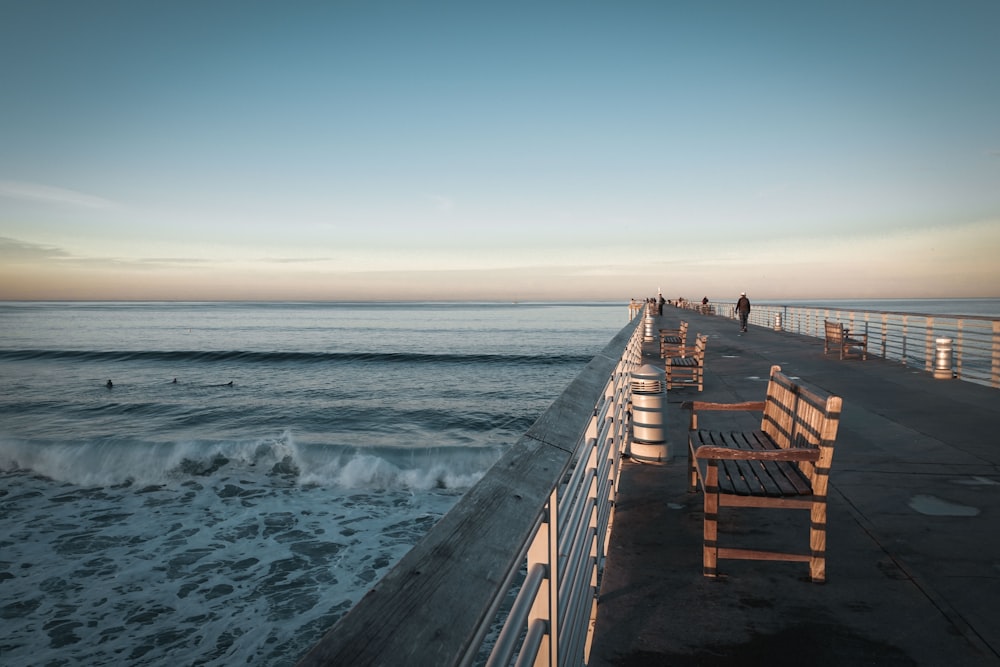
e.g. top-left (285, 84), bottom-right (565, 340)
top-left (0, 180), bottom-right (119, 209)
top-left (0, 236), bottom-right (71, 261)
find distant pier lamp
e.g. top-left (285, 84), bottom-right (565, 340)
top-left (934, 337), bottom-right (954, 380)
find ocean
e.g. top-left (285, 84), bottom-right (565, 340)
top-left (0, 301), bottom-right (627, 666)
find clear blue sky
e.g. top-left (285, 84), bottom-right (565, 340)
top-left (2, 1), bottom-right (998, 301)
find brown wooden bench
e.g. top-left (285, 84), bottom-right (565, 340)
top-left (665, 333), bottom-right (707, 392)
top-left (682, 365), bottom-right (843, 582)
top-left (658, 320), bottom-right (688, 358)
top-left (824, 319), bottom-right (868, 360)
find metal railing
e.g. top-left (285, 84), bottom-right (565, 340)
top-left (687, 301), bottom-right (1000, 389)
top-left (298, 315), bottom-right (645, 666)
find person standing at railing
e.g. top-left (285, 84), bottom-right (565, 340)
top-left (736, 291), bottom-right (751, 332)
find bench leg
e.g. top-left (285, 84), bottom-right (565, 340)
top-left (687, 442), bottom-right (698, 493)
top-left (703, 461), bottom-right (719, 577)
top-left (809, 500), bottom-right (827, 583)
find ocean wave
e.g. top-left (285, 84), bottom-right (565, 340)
top-left (0, 348), bottom-right (591, 366)
top-left (0, 431), bottom-right (503, 492)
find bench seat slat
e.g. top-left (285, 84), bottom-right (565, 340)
top-left (696, 430), bottom-right (813, 497)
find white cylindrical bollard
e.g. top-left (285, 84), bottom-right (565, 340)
top-left (774, 313), bottom-right (782, 331)
top-left (644, 312), bottom-right (655, 342)
top-left (933, 338), bottom-right (953, 380)
top-left (629, 364), bottom-right (667, 463)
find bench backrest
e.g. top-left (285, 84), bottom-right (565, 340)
top-left (824, 320), bottom-right (844, 342)
top-left (667, 320), bottom-right (689, 344)
top-left (760, 364), bottom-right (843, 487)
top-left (692, 333), bottom-right (707, 359)
top-left (660, 320), bottom-right (689, 355)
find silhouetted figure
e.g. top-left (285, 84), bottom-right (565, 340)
top-left (736, 292), bottom-right (751, 332)
top-left (106, 380), bottom-right (113, 389)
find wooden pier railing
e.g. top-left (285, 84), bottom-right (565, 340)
top-left (298, 313), bottom-right (645, 666)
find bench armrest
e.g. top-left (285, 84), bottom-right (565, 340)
top-left (694, 444), bottom-right (820, 462)
top-left (681, 400), bottom-right (766, 413)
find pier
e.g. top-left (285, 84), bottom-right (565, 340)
top-left (589, 306), bottom-right (1000, 666)
top-left (301, 304), bottom-right (1000, 666)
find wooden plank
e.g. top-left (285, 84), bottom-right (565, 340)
top-left (727, 431), bottom-right (779, 496)
top-left (758, 460), bottom-right (812, 496)
top-left (717, 547), bottom-right (811, 563)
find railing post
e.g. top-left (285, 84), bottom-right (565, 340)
top-left (583, 441), bottom-right (600, 665)
top-left (955, 320), bottom-right (963, 380)
top-left (881, 315), bottom-right (888, 359)
top-left (528, 489), bottom-right (559, 667)
top-left (902, 315), bottom-right (909, 365)
top-left (925, 317), bottom-right (936, 372)
top-left (993, 321), bottom-right (1000, 389)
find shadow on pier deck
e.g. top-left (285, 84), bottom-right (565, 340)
top-left (589, 308), bottom-right (1000, 666)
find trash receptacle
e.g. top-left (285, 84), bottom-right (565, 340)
top-left (629, 364), bottom-right (667, 463)
top-left (644, 312), bottom-right (655, 342)
top-left (774, 313), bottom-right (782, 331)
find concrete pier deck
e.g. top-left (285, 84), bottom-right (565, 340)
top-left (589, 307), bottom-right (1000, 666)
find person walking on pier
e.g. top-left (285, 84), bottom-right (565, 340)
top-left (736, 291), bottom-right (751, 332)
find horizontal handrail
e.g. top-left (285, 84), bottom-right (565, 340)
top-left (682, 301), bottom-right (1000, 389)
top-left (298, 313), bottom-right (645, 666)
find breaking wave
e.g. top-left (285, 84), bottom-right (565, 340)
top-left (0, 431), bottom-right (503, 491)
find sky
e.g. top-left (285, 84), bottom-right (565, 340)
top-left (1, 1), bottom-right (999, 302)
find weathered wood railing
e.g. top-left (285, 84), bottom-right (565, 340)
top-left (298, 314), bottom-right (645, 666)
top-left (688, 301), bottom-right (1000, 388)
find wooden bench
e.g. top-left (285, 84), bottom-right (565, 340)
top-left (682, 365), bottom-right (843, 582)
top-left (665, 333), bottom-right (707, 392)
top-left (824, 319), bottom-right (868, 360)
top-left (658, 320), bottom-right (688, 358)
